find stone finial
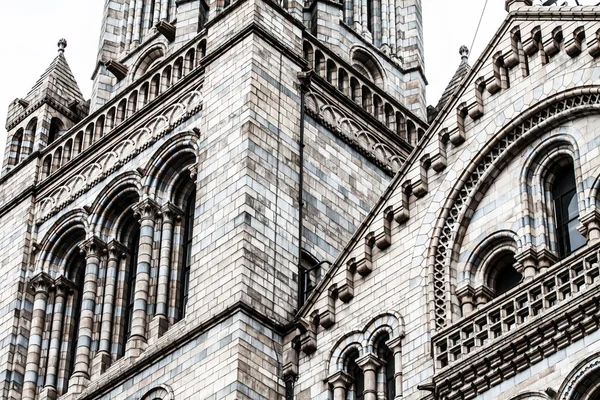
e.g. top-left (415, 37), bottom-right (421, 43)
top-left (459, 45), bottom-right (469, 61)
top-left (57, 38), bottom-right (67, 54)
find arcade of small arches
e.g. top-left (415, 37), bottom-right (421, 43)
top-left (5, 37), bottom-right (207, 180)
top-left (303, 40), bottom-right (425, 146)
top-left (326, 314), bottom-right (404, 400)
top-left (20, 141), bottom-right (198, 400)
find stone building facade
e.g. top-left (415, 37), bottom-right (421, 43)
top-left (0, 0), bottom-right (599, 399)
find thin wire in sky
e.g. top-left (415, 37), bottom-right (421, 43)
top-left (470, 0), bottom-right (489, 56)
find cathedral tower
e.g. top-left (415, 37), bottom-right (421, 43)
top-left (0, 0), bottom-right (425, 398)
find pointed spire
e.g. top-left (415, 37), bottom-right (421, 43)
top-left (433, 46), bottom-right (472, 114)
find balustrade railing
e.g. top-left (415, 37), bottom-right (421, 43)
top-left (434, 243), bottom-right (600, 369)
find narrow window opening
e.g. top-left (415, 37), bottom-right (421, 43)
top-left (492, 253), bottom-right (522, 296)
top-left (552, 164), bottom-right (585, 257)
top-left (122, 226), bottom-right (140, 350)
top-left (179, 191), bottom-right (196, 320)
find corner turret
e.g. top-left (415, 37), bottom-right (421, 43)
top-left (2, 39), bottom-right (89, 174)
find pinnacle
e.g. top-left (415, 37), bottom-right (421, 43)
top-left (58, 38), bottom-right (67, 54)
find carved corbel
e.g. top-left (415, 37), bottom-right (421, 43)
top-left (431, 130), bottom-right (448, 172)
top-left (298, 317), bottom-right (317, 355)
top-left (578, 209), bottom-right (600, 243)
top-left (338, 261), bottom-right (354, 302)
top-left (104, 60), bottom-right (129, 81)
top-left (450, 103), bottom-right (468, 145)
top-left (375, 206), bottom-right (394, 250)
top-left (468, 78), bottom-right (486, 120)
top-left (282, 335), bottom-right (300, 380)
top-left (155, 20), bottom-right (176, 42)
top-left (588, 29), bottom-right (600, 58)
top-left (543, 26), bottom-right (563, 59)
top-left (523, 26), bottom-right (548, 65)
top-left (565, 26), bottom-right (585, 58)
top-left (319, 285), bottom-right (337, 329)
top-left (487, 52), bottom-right (509, 95)
top-left (505, 27), bottom-right (522, 68)
top-left (392, 181), bottom-right (411, 224)
top-left (355, 233), bottom-right (375, 277)
top-left (412, 155), bottom-right (430, 198)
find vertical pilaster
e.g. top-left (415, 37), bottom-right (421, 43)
top-left (126, 199), bottom-right (160, 358)
top-left (69, 237), bottom-right (106, 393)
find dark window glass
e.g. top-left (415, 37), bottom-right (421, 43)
top-left (180, 191), bottom-right (196, 320)
top-left (67, 254), bottom-right (86, 387)
top-left (123, 228), bottom-right (140, 346)
top-left (552, 165), bottom-right (585, 257)
top-left (386, 351), bottom-right (396, 399)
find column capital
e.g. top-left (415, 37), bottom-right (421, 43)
top-left (578, 209), bottom-right (600, 242)
top-left (326, 370), bottom-right (352, 389)
top-left (385, 335), bottom-right (404, 352)
top-left (107, 239), bottom-right (128, 260)
top-left (133, 198), bottom-right (161, 221)
top-left (161, 202), bottom-right (184, 221)
top-left (78, 236), bottom-right (107, 258)
top-left (29, 272), bottom-right (53, 295)
top-left (356, 353), bottom-right (382, 372)
top-left (55, 275), bottom-right (77, 295)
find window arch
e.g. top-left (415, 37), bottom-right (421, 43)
top-left (48, 117), bottom-right (64, 145)
top-left (346, 349), bottom-right (364, 400)
top-left (487, 251), bottom-right (521, 297)
top-left (11, 128), bottom-right (24, 165)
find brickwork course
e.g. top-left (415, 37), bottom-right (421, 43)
top-left (1, 0), bottom-right (600, 399)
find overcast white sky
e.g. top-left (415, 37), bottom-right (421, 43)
top-left (0, 0), bottom-right (559, 163)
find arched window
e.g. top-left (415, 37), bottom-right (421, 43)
top-left (12, 128), bottom-right (24, 165)
top-left (347, 351), bottom-right (364, 400)
top-left (489, 252), bottom-right (522, 296)
top-left (179, 190), bottom-right (196, 319)
top-left (48, 118), bottom-right (64, 145)
top-left (552, 164), bottom-right (585, 257)
top-left (375, 333), bottom-right (396, 399)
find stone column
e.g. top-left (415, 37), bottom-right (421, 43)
top-left (126, 199), bottom-right (160, 358)
top-left (579, 210), bottom-right (600, 244)
top-left (353, 0), bottom-right (361, 31)
top-left (456, 286), bottom-right (475, 317)
top-left (69, 237), bottom-right (106, 392)
top-left (42, 277), bottom-right (74, 397)
top-left (380, 0), bottom-right (389, 53)
top-left (160, 0), bottom-right (169, 20)
top-left (361, 0), bottom-right (370, 39)
top-left (22, 273), bottom-right (53, 400)
top-left (133, 0), bottom-right (144, 47)
top-left (150, 203), bottom-right (182, 343)
top-left (386, 337), bottom-right (403, 399)
top-left (125, 0), bottom-right (136, 51)
top-left (357, 354), bottom-right (382, 400)
top-left (327, 371), bottom-right (351, 400)
top-left (93, 240), bottom-right (127, 376)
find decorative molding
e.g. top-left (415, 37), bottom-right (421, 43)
top-left (34, 87), bottom-right (203, 225)
top-left (430, 88), bottom-right (600, 329)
